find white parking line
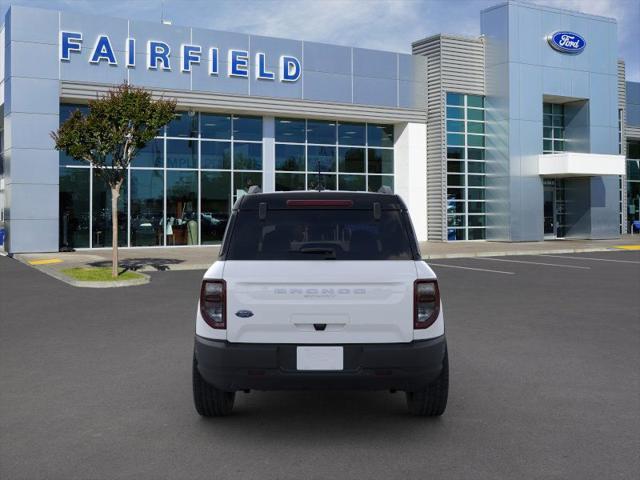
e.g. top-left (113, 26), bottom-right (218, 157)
top-left (428, 263), bottom-right (515, 275)
top-left (540, 254), bottom-right (640, 265)
top-left (472, 257), bottom-right (591, 269)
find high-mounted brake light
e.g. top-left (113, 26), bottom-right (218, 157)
top-left (414, 279), bottom-right (440, 329)
top-left (286, 199), bottom-right (354, 207)
top-left (200, 279), bottom-right (226, 329)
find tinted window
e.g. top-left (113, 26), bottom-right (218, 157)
top-left (275, 118), bottom-right (306, 143)
top-left (226, 209), bottom-right (415, 260)
top-left (233, 115), bottom-right (262, 141)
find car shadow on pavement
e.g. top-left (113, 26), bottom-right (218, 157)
top-left (193, 391), bottom-right (446, 441)
top-left (89, 257), bottom-right (185, 272)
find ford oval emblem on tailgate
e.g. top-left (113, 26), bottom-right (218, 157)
top-left (235, 310), bottom-right (254, 318)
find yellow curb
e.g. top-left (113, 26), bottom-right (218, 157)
top-left (29, 259), bottom-right (63, 265)
top-left (613, 245), bottom-right (640, 251)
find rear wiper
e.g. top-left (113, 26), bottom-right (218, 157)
top-left (297, 247), bottom-right (337, 259)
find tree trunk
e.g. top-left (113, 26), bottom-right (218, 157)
top-left (111, 184), bottom-right (121, 279)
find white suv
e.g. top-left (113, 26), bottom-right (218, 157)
top-left (193, 191), bottom-right (448, 416)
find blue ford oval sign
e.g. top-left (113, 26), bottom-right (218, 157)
top-left (547, 31), bottom-right (586, 54)
top-left (235, 310), bottom-right (254, 318)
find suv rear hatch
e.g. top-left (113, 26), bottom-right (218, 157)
top-left (220, 195), bottom-right (420, 344)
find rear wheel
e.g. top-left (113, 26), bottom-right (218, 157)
top-left (406, 350), bottom-right (449, 416)
top-left (192, 355), bottom-right (235, 417)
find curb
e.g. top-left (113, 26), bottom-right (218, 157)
top-left (11, 255), bottom-right (151, 288)
top-left (423, 246), bottom-right (618, 260)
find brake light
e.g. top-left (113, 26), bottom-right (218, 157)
top-left (414, 279), bottom-right (440, 329)
top-left (286, 199), bottom-right (353, 207)
top-left (200, 279), bottom-right (226, 329)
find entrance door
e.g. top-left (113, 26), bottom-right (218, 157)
top-left (543, 179), bottom-right (566, 239)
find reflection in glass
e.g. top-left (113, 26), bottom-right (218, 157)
top-left (368, 149), bottom-right (394, 174)
top-left (338, 122), bottom-right (365, 146)
top-left (367, 124), bottom-right (394, 147)
top-left (275, 173), bottom-right (305, 191)
top-left (339, 174), bottom-right (366, 191)
top-left (59, 167), bottom-right (90, 248)
top-left (167, 171), bottom-right (198, 245)
top-left (275, 118), bottom-right (305, 143)
top-left (130, 170), bottom-right (164, 246)
top-left (307, 173), bottom-right (336, 191)
top-left (233, 115), bottom-right (262, 141)
top-left (135, 139), bottom-right (163, 168)
top-left (201, 171), bottom-right (231, 244)
top-left (234, 142), bottom-right (262, 170)
top-left (201, 113), bottom-right (231, 139)
top-left (276, 144), bottom-right (305, 171)
top-left (446, 92), bottom-right (464, 106)
top-left (201, 141), bottom-right (231, 169)
top-left (167, 139), bottom-right (197, 169)
top-left (167, 111), bottom-right (198, 138)
top-left (308, 145), bottom-right (336, 172)
top-left (234, 172), bottom-right (263, 199)
top-left (339, 147), bottom-right (365, 173)
top-left (368, 175), bottom-right (394, 193)
top-left (307, 120), bottom-right (336, 144)
top-left (92, 170), bottom-right (127, 247)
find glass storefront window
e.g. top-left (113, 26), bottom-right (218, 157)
top-left (92, 170), bottom-right (127, 247)
top-left (339, 147), bottom-right (365, 173)
top-left (307, 120), bottom-right (336, 144)
top-left (446, 93), bottom-right (464, 106)
top-left (446, 120), bottom-right (464, 133)
top-left (201, 171), bottom-right (231, 244)
top-left (59, 167), bottom-right (90, 249)
top-left (201, 141), bottom-right (231, 169)
top-left (275, 118), bottom-right (306, 143)
top-left (445, 92), bottom-right (487, 240)
top-left (367, 124), bottom-right (394, 148)
top-left (338, 122), bottom-right (366, 146)
top-left (201, 113), bottom-right (231, 139)
top-left (233, 115), bottom-right (262, 141)
top-left (167, 111), bottom-right (198, 138)
top-left (234, 172), bottom-right (263, 199)
top-left (367, 175), bottom-right (393, 193)
top-left (57, 105), bottom-right (265, 248)
top-left (166, 171), bottom-right (198, 246)
top-left (338, 174), bottom-right (366, 191)
top-left (167, 139), bottom-right (197, 169)
top-left (276, 144), bottom-right (305, 171)
top-left (307, 173), bottom-right (336, 191)
top-left (130, 169), bottom-right (164, 247)
top-left (135, 138), bottom-right (164, 168)
top-left (233, 142), bottom-right (262, 170)
top-left (59, 104), bottom-right (90, 167)
top-left (368, 148), bottom-right (393, 174)
top-left (275, 173), bottom-right (305, 191)
top-left (308, 145), bottom-right (336, 172)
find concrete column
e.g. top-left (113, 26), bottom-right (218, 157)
top-left (394, 122), bottom-right (427, 241)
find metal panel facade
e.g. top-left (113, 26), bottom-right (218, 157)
top-left (1, 5), bottom-right (427, 253)
top-left (482, 1), bottom-right (621, 241)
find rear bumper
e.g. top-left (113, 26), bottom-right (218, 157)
top-left (194, 335), bottom-right (447, 392)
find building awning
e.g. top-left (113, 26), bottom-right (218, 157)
top-left (537, 152), bottom-right (625, 177)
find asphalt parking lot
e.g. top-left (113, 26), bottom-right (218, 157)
top-left (1, 250), bottom-right (639, 479)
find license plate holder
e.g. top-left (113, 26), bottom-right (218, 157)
top-left (296, 346), bottom-right (344, 371)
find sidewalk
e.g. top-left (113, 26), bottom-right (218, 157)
top-left (10, 235), bottom-right (640, 276)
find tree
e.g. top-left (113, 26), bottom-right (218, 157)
top-left (52, 83), bottom-right (176, 278)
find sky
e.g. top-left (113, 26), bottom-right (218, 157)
top-left (1, 0), bottom-right (638, 80)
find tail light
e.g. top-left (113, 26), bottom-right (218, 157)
top-left (414, 279), bottom-right (440, 329)
top-left (200, 279), bottom-right (226, 329)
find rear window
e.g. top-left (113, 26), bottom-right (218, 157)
top-left (225, 210), bottom-right (416, 260)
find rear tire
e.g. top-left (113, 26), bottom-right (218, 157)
top-left (192, 355), bottom-right (235, 417)
top-left (406, 350), bottom-right (449, 416)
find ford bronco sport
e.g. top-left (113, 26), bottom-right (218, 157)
top-left (193, 191), bottom-right (448, 416)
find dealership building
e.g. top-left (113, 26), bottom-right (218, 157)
top-left (1, 1), bottom-right (639, 252)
